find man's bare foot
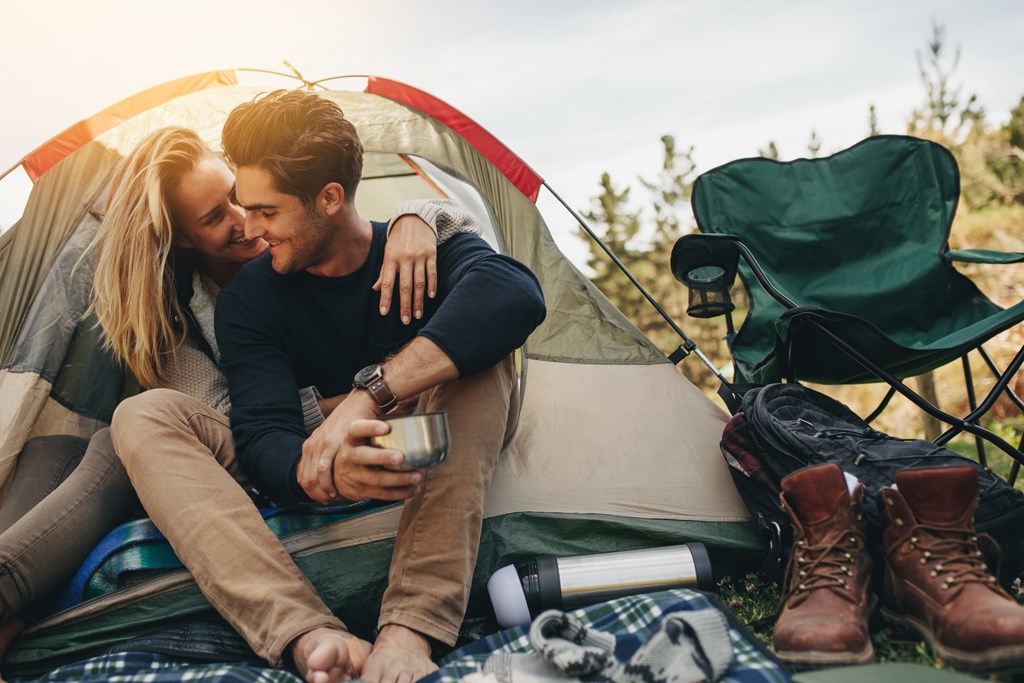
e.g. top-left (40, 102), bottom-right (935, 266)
top-left (361, 624), bottom-right (438, 683)
top-left (290, 627), bottom-right (372, 683)
top-left (0, 617), bottom-right (25, 683)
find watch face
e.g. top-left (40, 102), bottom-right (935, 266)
top-left (354, 364), bottom-right (381, 387)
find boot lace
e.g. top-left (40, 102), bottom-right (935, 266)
top-left (908, 524), bottom-right (997, 590)
top-left (787, 528), bottom-right (865, 600)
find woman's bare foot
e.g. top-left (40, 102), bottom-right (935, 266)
top-left (361, 624), bottom-right (438, 683)
top-left (290, 627), bottom-right (372, 683)
top-left (0, 617), bottom-right (25, 683)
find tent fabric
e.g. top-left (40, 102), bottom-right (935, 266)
top-left (365, 77), bottom-right (544, 202)
top-left (0, 72), bottom-right (756, 670)
top-left (20, 71), bottom-right (238, 182)
top-left (0, 207), bottom-right (124, 489)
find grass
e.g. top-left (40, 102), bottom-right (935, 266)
top-left (717, 574), bottom-right (942, 670)
top-left (944, 416), bottom-right (1024, 489)
top-left (716, 415), bottom-right (1024, 679)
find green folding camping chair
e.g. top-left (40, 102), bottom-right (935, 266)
top-left (671, 135), bottom-right (1024, 479)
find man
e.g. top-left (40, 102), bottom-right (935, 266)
top-left (215, 90), bottom-right (546, 683)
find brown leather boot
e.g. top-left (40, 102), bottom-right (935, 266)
top-left (881, 466), bottom-right (1024, 671)
top-left (771, 463), bottom-right (874, 666)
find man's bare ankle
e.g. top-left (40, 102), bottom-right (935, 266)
top-left (375, 624), bottom-right (432, 653)
top-left (362, 625), bottom-right (438, 683)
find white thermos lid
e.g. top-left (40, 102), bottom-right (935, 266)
top-left (487, 564), bottom-right (532, 628)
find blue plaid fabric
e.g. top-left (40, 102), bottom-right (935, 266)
top-left (11, 652), bottom-right (299, 683)
top-left (426, 589), bottom-right (791, 683)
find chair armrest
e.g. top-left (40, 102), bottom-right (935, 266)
top-left (671, 234), bottom-right (739, 284)
top-left (945, 248), bottom-right (1024, 265)
top-left (673, 233), bottom-right (799, 310)
top-left (671, 234), bottom-right (740, 318)
top-left (672, 233), bottom-right (801, 317)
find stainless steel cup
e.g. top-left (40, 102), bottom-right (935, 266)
top-left (370, 411), bottom-right (450, 470)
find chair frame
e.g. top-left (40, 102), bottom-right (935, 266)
top-left (673, 232), bottom-right (1024, 483)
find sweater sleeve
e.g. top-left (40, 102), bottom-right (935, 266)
top-left (386, 199), bottom-right (481, 244)
top-left (215, 286), bottom-right (310, 503)
top-left (417, 233), bottom-right (546, 376)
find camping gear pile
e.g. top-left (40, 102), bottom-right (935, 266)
top-left (671, 135), bottom-right (1024, 675)
top-left (0, 72), bottom-right (757, 678)
top-left (720, 383), bottom-right (1024, 672)
top-left (720, 383), bottom-right (1024, 588)
top-left (772, 460), bottom-right (1024, 673)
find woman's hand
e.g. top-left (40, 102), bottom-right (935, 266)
top-left (373, 214), bottom-right (438, 325)
top-left (316, 393), bottom-right (347, 420)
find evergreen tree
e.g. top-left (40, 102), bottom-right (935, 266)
top-left (758, 141), bottom-right (780, 160)
top-left (576, 136), bottom-right (730, 392)
top-left (576, 20), bottom-right (1024, 411)
top-left (807, 129), bottom-right (822, 158)
top-left (868, 104), bottom-right (880, 137)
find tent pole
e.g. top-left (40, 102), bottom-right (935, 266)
top-left (0, 162), bottom-right (23, 183)
top-left (542, 182), bottom-right (727, 382)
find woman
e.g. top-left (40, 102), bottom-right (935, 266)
top-left (0, 126), bottom-right (476, 681)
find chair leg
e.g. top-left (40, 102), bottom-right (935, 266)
top-left (864, 386), bottom-right (897, 424)
top-left (961, 355), bottom-right (987, 468)
top-left (943, 342), bottom-right (1024, 434)
top-left (802, 319), bottom-right (1024, 476)
top-left (1012, 438), bottom-right (1022, 486)
top-left (978, 346), bottom-right (1024, 414)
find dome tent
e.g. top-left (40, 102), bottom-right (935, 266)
top-left (0, 71), bottom-right (757, 672)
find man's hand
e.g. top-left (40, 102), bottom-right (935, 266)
top-left (373, 214), bottom-right (438, 325)
top-left (298, 390), bottom-right (423, 504)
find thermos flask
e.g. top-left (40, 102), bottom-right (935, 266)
top-left (487, 543), bottom-right (713, 628)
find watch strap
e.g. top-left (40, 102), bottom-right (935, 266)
top-left (355, 364), bottom-right (398, 414)
top-left (365, 374), bottom-right (399, 414)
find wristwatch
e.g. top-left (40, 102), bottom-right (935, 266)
top-left (352, 363), bottom-right (399, 414)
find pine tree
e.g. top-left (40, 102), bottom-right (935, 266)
top-left (868, 104), bottom-right (880, 137)
top-left (758, 141), bottom-right (780, 160)
top-left (576, 136), bottom-right (732, 392)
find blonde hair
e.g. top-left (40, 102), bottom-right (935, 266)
top-left (91, 127), bottom-right (213, 388)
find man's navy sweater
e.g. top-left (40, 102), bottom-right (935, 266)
top-left (215, 223), bottom-right (546, 502)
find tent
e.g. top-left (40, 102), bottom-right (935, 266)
top-left (0, 71), bottom-right (758, 672)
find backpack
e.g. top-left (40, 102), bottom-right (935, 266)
top-left (721, 383), bottom-right (1024, 589)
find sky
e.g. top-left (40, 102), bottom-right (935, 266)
top-left (1, 0), bottom-right (1021, 267)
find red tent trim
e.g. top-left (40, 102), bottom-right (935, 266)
top-left (22, 70), bottom-right (238, 182)
top-left (366, 76), bottom-right (543, 202)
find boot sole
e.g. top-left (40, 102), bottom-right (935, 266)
top-left (881, 607), bottom-right (1024, 672)
top-left (772, 642), bottom-right (874, 668)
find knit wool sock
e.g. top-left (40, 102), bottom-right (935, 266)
top-left (530, 610), bottom-right (617, 678)
top-left (615, 609), bottom-right (732, 683)
top-left (483, 610), bottom-right (617, 683)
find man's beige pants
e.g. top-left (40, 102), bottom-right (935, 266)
top-left (110, 356), bottom-right (517, 667)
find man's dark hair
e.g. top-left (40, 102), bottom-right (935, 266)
top-left (222, 89), bottom-right (363, 207)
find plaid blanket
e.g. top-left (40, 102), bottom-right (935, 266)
top-left (427, 589), bottom-right (790, 683)
top-left (15, 590), bottom-right (789, 683)
top-left (11, 652), bottom-right (299, 683)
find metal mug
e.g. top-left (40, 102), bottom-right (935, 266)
top-left (370, 411), bottom-right (450, 470)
